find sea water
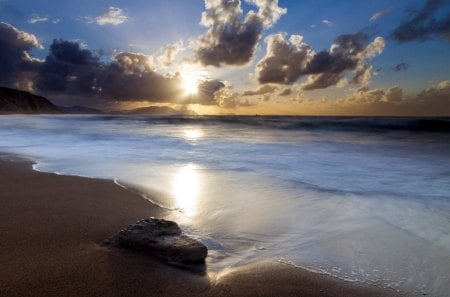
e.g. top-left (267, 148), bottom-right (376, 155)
top-left (0, 115), bottom-right (449, 296)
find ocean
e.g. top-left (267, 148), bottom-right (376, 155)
top-left (1, 115), bottom-right (449, 296)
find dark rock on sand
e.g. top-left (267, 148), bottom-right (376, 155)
top-left (102, 218), bottom-right (207, 271)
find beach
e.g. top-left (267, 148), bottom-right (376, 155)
top-left (1, 0), bottom-right (449, 294)
top-left (0, 155), bottom-right (405, 297)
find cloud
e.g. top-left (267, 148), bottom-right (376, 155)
top-left (385, 86), bottom-right (403, 102)
top-left (370, 8), bottom-right (392, 21)
top-left (97, 54), bottom-right (182, 101)
top-left (28, 14), bottom-right (49, 24)
top-left (157, 40), bottom-right (184, 66)
top-left (391, 0), bottom-right (450, 42)
top-left (256, 31), bottom-right (385, 90)
top-left (286, 82), bottom-right (449, 116)
top-left (348, 85), bottom-right (423, 104)
top-left (302, 34), bottom-right (385, 90)
top-left (34, 40), bottom-right (183, 102)
top-left (343, 85), bottom-right (404, 106)
top-left (251, 0), bottom-right (287, 27)
top-left (417, 80), bottom-right (450, 102)
top-left (339, 81), bottom-right (450, 115)
top-left (392, 62), bottom-right (409, 72)
top-left (242, 84), bottom-right (278, 96)
top-left (0, 22), bottom-right (42, 89)
top-left (195, 0), bottom-right (286, 66)
top-left (0, 23), bottom-right (227, 107)
top-left (350, 64), bottom-right (372, 85)
top-left (214, 83), bottom-right (253, 108)
top-left (196, 79), bottom-right (227, 105)
top-left (256, 33), bottom-right (313, 84)
top-left (95, 7), bottom-right (127, 26)
top-left (278, 88), bottom-right (292, 96)
top-left (36, 41), bottom-right (225, 105)
top-left (322, 19), bottom-right (333, 27)
top-left (36, 39), bottom-right (103, 95)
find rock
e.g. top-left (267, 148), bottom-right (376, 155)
top-left (101, 218), bottom-right (208, 270)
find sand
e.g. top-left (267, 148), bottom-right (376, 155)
top-left (0, 155), bottom-right (405, 297)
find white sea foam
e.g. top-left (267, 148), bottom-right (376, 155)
top-left (0, 114), bottom-right (449, 296)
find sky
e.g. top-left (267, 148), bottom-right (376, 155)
top-left (0, 0), bottom-right (450, 115)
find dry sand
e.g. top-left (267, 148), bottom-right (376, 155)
top-left (0, 155), bottom-right (405, 297)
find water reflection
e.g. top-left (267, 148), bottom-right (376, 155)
top-left (182, 128), bottom-right (204, 140)
top-left (171, 163), bottom-right (201, 216)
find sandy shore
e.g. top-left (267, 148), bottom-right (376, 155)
top-left (0, 155), bottom-right (405, 297)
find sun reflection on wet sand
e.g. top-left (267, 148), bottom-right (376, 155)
top-left (171, 163), bottom-right (201, 216)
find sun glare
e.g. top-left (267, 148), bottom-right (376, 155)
top-left (183, 128), bottom-right (204, 139)
top-left (181, 72), bottom-right (199, 95)
top-left (179, 65), bottom-right (208, 97)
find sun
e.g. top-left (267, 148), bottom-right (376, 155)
top-left (178, 65), bottom-right (208, 97)
top-left (181, 72), bottom-right (199, 95)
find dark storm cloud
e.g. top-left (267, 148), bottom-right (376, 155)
top-left (96, 52), bottom-right (182, 101)
top-left (196, 0), bottom-right (286, 66)
top-left (391, 0), bottom-right (450, 42)
top-left (302, 33), bottom-right (384, 90)
top-left (186, 79), bottom-right (225, 105)
top-left (256, 32), bottom-right (385, 90)
top-left (49, 39), bottom-right (99, 65)
top-left (307, 33), bottom-right (368, 74)
top-left (36, 39), bottom-right (101, 95)
top-left (0, 22), bottom-right (41, 88)
top-left (0, 23), bottom-right (226, 105)
top-left (300, 73), bottom-right (343, 90)
top-left (392, 62), bottom-right (409, 72)
top-left (94, 59), bottom-right (225, 105)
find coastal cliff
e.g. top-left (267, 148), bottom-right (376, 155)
top-left (0, 86), bottom-right (61, 114)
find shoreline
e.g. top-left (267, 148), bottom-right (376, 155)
top-left (0, 154), bottom-right (406, 297)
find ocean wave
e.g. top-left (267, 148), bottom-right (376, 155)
top-left (56, 114), bottom-right (450, 133)
top-left (139, 116), bottom-right (450, 133)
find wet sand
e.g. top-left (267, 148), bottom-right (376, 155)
top-left (0, 155), bottom-right (405, 297)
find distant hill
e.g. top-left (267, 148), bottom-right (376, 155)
top-left (0, 86), bottom-right (61, 114)
top-left (121, 105), bottom-right (197, 115)
top-left (58, 105), bottom-right (103, 114)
